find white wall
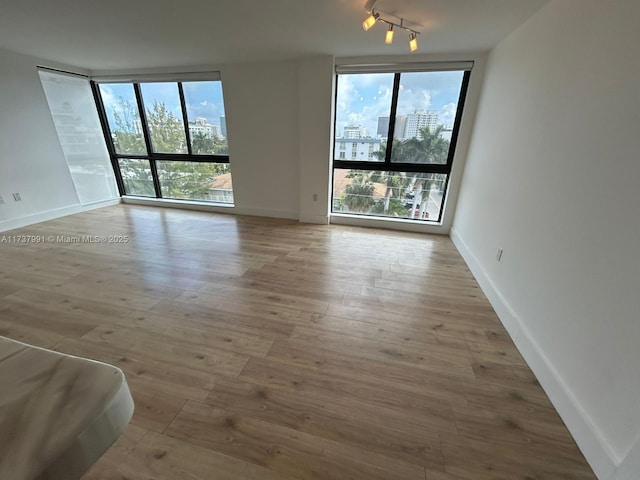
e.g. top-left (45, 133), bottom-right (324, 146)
top-left (0, 49), bottom-right (76, 229)
top-left (222, 61), bottom-right (300, 220)
top-left (451, 1), bottom-right (640, 478)
top-left (298, 56), bottom-right (334, 224)
top-left (0, 49), bottom-right (119, 231)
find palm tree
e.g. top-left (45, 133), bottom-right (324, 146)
top-left (402, 126), bottom-right (451, 218)
top-left (344, 174), bottom-right (375, 213)
top-left (408, 172), bottom-right (440, 219)
top-left (369, 170), bottom-right (409, 213)
top-left (371, 141), bottom-right (413, 213)
top-left (372, 197), bottom-right (408, 217)
top-left (404, 125), bottom-right (450, 164)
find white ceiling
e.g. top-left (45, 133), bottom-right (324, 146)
top-left (0, 0), bottom-right (549, 71)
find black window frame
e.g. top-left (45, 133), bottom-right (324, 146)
top-left (332, 69), bottom-right (471, 223)
top-left (91, 80), bottom-right (230, 200)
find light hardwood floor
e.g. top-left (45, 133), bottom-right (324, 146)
top-left (0, 205), bottom-right (595, 479)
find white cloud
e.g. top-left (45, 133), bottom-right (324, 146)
top-left (439, 102), bottom-right (458, 128)
top-left (334, 71), bottom-right (464, 137)
top-left (335, 73), bottom-right (394, 137)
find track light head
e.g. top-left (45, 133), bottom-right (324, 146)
top-left (362, 12), bottom-right (379, 31)
top-left (409, 32), bottom-right (418, 52)
top-left (385, 24), bottom-right (394, 44)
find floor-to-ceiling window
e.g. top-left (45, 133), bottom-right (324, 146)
top-left (332, 65), bottom-right (470, 223)
top-left (93, 76), bottom-right (232, 204)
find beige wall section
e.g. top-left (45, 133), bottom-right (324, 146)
top-left (222, 60), bottom-right (300, 220)
top-left (298, 56), bottom-right (334, 224)
top-left (451, 1), bottom-right (640, 478)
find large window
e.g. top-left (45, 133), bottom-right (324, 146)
top-left (332, 67), bottom-right (470, 223)
top-left (93, 78), bottom-right (232, 204)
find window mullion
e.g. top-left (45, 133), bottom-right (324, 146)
top-left (177, 82), bottom-right (193, 156)
top-left (90, 81), bottom-right (125, 196)
top-left (134, 83), bottom-right (162, 198)
top-left (384, 73), bottom-right (402, 164)
top-left (445, 70), bottom-right (471, 168)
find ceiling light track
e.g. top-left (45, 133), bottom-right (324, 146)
top-left (361, 1), bottom-right (421, 52)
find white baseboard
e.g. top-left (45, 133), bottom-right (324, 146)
top-left (121, 197), bottom-right (299, 221)
top-left (450, 227), bottom-right (617, 480)
top-left (233, 206), bottom-right (298, 220)
top-left (610, 437), bottom-right (640, 480)
top-left (0, 199), bottom-right (121, 233)
top-left (122, 196), bottom-right (235, 214)
top-left (299, 213), bottom-right (330, 225)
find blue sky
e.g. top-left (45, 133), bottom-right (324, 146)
top-left (335, 71), bottom-right (464, 138)
top-left (99, 81), bottom-right (226, 129)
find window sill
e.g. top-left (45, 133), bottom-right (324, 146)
top-left (121, 196), bottom-right (235, 213)
top-left (330, 213), bottom-right (449, 234)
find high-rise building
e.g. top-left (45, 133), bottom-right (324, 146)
top-left (393, 115), bottom-right (408, 140)
top-left (378, 115), bottom-right (408, 139)
top-left (220, 116), bottom-right (227, 137)
top-left (404, 110), bottom-right (439, 139)
top-left (189, 117), bottom-right (220, 138)
top-left (377, 117), bottom-right (389, 138)
top-left (343, 125), bottom-right (369, 139)
top-left (440, 128), bottom-right (453, 142)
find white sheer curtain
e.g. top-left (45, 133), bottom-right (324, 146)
top-left (39, 69), bottom-right (118, 205)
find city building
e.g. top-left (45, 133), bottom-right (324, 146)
top-left (393, 115), bottom-right (408, 140)
top-left (334, 137), bottom-right (381, 161)
top-left (220, 116), bottom-right (227, 137)
top-left (342, 125), bottom-right (369, 139)
top-left (440, 127), bottom-right (453, 142)
top-left (188, 117), bottom-right (220, 138)
top-left (376, 116), bottom-right (388, 138)
top-left (377, 115), bottom-right (408, 139)
top-left (403, 110), bottom-right (439, 139)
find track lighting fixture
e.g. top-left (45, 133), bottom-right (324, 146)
top-left (409, 32), bottom-right (418, 52)
top-left (362, 12), bottom-right (380, 31)
top-left (385, 24), bottom-right (394, 44)
top-left (360, 1), bottom-right (421, 53)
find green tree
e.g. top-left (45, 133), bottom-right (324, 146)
top-left (111, 98), bottom-right (230, 201)
top-left (371, 197), bottom-right (408, 216)
top-left (159, 161), bottom-right (230, 201)
top-left (191, 131), bottom-right (229, 155)
top-left (371, 140), bottom-right (414, 214)
top-left (110, 97), bottom-right (152, 195)
top-left (408, 172), bottom-right (440, 219)
top-left (111, 97), bottom-right (146, 154)
top-left (344, 173), bottom-right (375, 213)
top-left (145, 101), bottom-right (187, 153)
top-left (120, 159), bottom-right (155, 196)
top-left (403, 126), bottom-right (450, 218)
top-left (404, 125), bottom-right (450, 164)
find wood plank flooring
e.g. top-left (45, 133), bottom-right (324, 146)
top-left (0, 205), bottom-right (595, 479)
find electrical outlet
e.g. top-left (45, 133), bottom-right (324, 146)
top-left (0, 195), bottom-right (4, 204)
top-left (496, 248), bottom-right (503, 262)
top-left (12, 192), bottom-right (22, 202)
